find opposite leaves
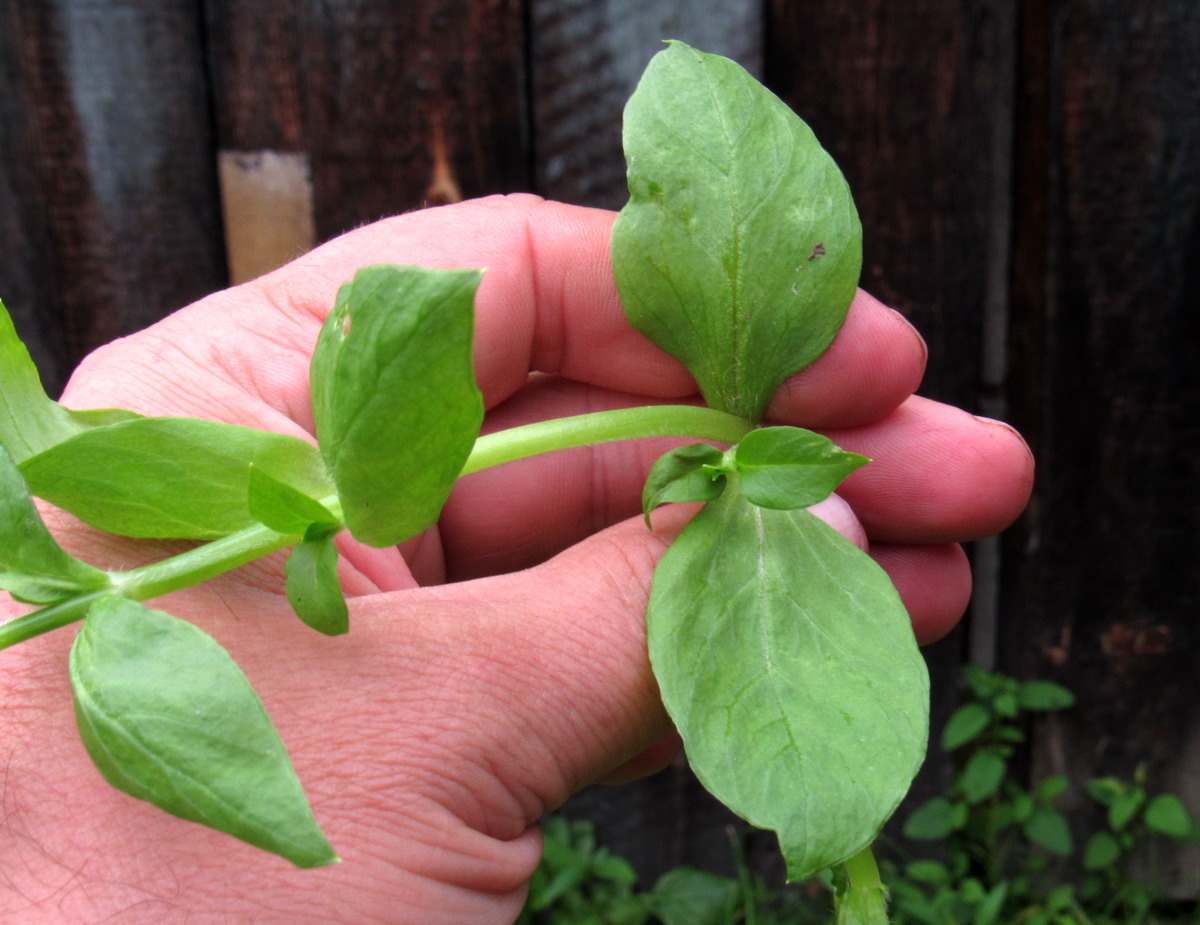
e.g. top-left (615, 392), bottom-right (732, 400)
top-left (613, 43), bottom-right (862, 422)
top-left (70, 596), bottom-right (337, 868)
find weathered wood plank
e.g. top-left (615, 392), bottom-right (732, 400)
top-left (0, 0), bottom-right (226, 397)
top-left (218, 151), bottom-right (317, 284)
top-left (766, 0), bottom-right (1016, 411)
top-left (206, 0), bottom-right (529, 246)
top-left (528, 0), bottom-right (763, 210)
top-left (1003, 0), bottom-right (1200, 885)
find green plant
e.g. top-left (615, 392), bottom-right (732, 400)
top-left (889, 667), bottom-right (1200, 925)
top-left (0, 43), bottom-right (925, 920)
top-left (520, 816), bottom-right (825, 925)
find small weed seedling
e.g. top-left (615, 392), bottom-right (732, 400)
top-left (892, 667), bottom-right (1200, 925)
top-left (0, 44), bottom-right (927, 921)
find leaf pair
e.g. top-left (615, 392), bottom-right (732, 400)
top-left (642, 425), bottom-right (868, 523)
top-left (616, 43), bottom-right (928, 881)
top-left (1, 442), bottom-right (334, 867)
top-left (4, 263), bottom-right (485, 552)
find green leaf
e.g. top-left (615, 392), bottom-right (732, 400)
top-left (1085, 776), bottom-right (1125, 807)
top-left (0, 299), bottom-right (140, 464)
top-left (905, 860), bottom-right (949, 885)
top-left (612, 42), bottom-right (862, 422)
top-left (1011, 789), bottom-right (1035, 822)
top-left (992, 691), bottom-right (1019, 718)
top-left (590, 852), bottom-right (638, 886)
top-left (959, 750), bottom-right (1007, 804)
top-left (1045, 885), bottom-right (1075, 913)
top-left (904, 798), bottom-right (957, 840)
top-left (20, 417), bottom-right (333, 539)
top-left (1023, 807), bottom-right (1073, 855)
top-left (942, 703), bottom-right (992, 751)
top-left (1108, 788), bottom-right (1145, 831)
top-left (1083, 831), bottom-right (1121, 869)
top-left (285, 528), bottom-right (348, 636)
top-left (247, 464), bottom-right (337, 534)
top-left (646, 485), bottom-right (927, 879)
top-left (70, 596), bottom-right (337, 867)
top-left (0, 444), bottom-right (111, 603)
top-left (648, 868), bottom-right (739, 925)
top-left (1016, 680), bottom-right (1075, 711)
top-left (973, 882), bottom-right (1009, 925)
top-left (1035, 774), bottom-right (1070, 802)
top-left (1144, 793), bottom-right (1193, 838)
top-left (733, 426), bottom-right (868, 510)
top-left (641, 443), bottom-right (727, 524)
top-left (311, 265), bottom-right (484, 547)
top-left (962, 665), bottom-right (1006, 701)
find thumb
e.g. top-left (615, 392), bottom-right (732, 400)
top-left (373, 493), bottom-right (870, 834)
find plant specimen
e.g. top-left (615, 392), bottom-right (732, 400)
top-left (0, 43), bottom-right (928, 922)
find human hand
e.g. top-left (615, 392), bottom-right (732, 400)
top-left (0, 195), bottom-right (1032, 923)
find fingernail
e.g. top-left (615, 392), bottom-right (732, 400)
top-left (973, 415), bottom-right (1035, 459)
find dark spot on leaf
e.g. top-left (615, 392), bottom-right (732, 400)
top-left (808, 242), bottom-right (826, 261)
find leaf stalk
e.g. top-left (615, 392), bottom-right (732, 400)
top-left (1, 405), bottom-right (753, 649)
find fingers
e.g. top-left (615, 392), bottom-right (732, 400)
top-left (249, 194), bottom-right (695, 412)
top-left (63, 196), bottom-right (927, 443)
top-left (823, 396), bottom-right (1035, 543)
top-left (872, 542), bottom-right (973, 644)
top-left (765, 289), bottom-right (927, 428)
top-left (440, 376), bottom-right (1031, 580)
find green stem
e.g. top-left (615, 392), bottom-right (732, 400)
top-left (843, 844), bottom-right (883, 892)
top-left (460, 404), bottom-right (753, 476)
top-left (0, 405), bottom-right (753, 650)
top-left (835, 844), bottom-right (889, 925)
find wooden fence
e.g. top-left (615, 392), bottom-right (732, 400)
top-left (2, 0), bottom-right (1197, 890)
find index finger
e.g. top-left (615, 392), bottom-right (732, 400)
top-left (65, 194), bottom-right (923, 440)
top-left (250, 194), bottom-right (924, 425)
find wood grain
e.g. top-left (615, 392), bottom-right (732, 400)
top-left (0, 0), bottom-right (225, 396)
top-left (207, 0), bottom-right (529, 241)
top-left (1003, 0), bottom-right (1200, 850)
top-left (529, 0), bottom-right (763, 209)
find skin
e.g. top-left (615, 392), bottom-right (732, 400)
top-left (0, 195), bottom-right (1033, 924)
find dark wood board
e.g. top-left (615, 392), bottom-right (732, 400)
top-left (1003, 0), bottom-right (1200, 854)
top-left (0, 0), bottom-right (226, 397)
top-left (528, 0), bottom-right (763, 210)
top-left (206, 0), bottom-right (530, 241)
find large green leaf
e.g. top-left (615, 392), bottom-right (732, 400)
top-left (70, 595), bottom-right (337, 868)
top-left (310, 265), bottom-right (484, 547)
top-left (646, 485), bottom-right (927, 879)
top-left (613, 43), bottom-right (862, 422)
top-left (0, 445), bottom-right (110, 604)
top-left (0, 299), bottom-right (139, 464)
top-left (19, 417), bottom-right (333, 539)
